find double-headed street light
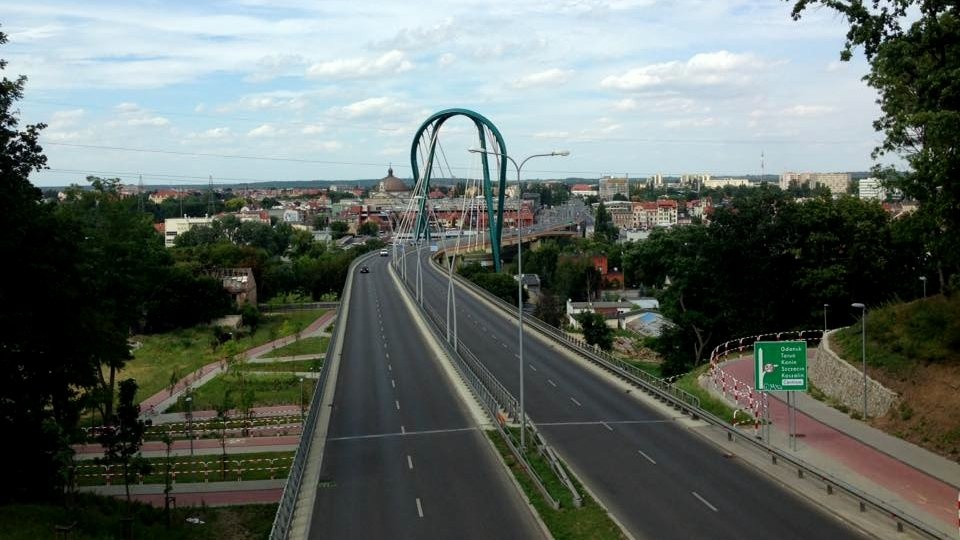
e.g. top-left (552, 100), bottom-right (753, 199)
top-left (851, 303), bottom-right (867, 419)
top-left (919, 276), bottom-right (927, 298)
top-left (823, 303), bottom-right (829, 335)
top-left (468, 148), bottom-right (570, 450)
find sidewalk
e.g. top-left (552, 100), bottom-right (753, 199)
top-left (73, 435), bottom-right (301, 460)
top-left (709, 352), bottom-right (960, 536)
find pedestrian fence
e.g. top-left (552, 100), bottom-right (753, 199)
top-left (404, 270), bottom-right (582, 510)
top-left (259, 302), bottom-right (340, 312)
top-left (437, 252), bottom-right (951, 539)
top-left (85, 416), bottom-right (304, 441)
top-left (75, 456), bottom-right (294, 485)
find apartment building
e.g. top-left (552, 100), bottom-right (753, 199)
top-left (599, 176), bottom-right (630, 200)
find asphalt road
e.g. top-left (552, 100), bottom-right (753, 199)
top-left (403, 240), bottom-right (868, 540)
top-left (308, 253), bottom-right (544, 540)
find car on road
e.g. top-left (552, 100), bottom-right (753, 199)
top-left (359, 266), bottom-right (369, 273)
top-left (379, 249), bottom-right (389, 256)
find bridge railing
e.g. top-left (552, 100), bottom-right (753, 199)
top-left (398, 270), bottom-right (581, 510)
top-left (268, 261), bottom-right (360, 539)
top-left (259, 301), bottom-right (340, 312)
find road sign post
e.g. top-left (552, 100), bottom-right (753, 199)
top-left (755, 340), bottom-right (808, 450)
top-left (754, 341), bottom-right (808, 391)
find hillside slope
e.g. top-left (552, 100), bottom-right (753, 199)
top-left (832, 295), bottom-right (960, 461)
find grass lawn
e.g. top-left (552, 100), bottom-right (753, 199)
top-left (675, 364), bottom-right (738, 424)
top-left (165, 373), bottom-right (316, 413)
top-left (75, 451), bottom-right (295, 485)
top-left (261, 336), bottom-right (330, 358)
top-left (120, 310), bottom-right (325, 403)
top-left (0, 494), bottom-right (276, 540)
top-left (487, 430), bottom-right (625, 540)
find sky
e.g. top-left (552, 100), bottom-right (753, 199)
top-left (3, 0), bottom-right (897, 188)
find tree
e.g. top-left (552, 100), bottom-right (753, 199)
top-left (330, 220), bottom-right (349, 239)
top-left (97, 379), bottom-right (151, 508)
top-left (593, 200), bottom-right (619, 243)
top-left (358, 220), bottom-right (380, 236)
top-left (214, 390), bottom-right (235, 480)
top-left (790, 0), bottom-right (960, 291)
top-left (576, 311), bottom-right (614, 351)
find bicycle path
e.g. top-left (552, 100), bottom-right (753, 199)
top-left (712, 353), bottom-right (959, 534)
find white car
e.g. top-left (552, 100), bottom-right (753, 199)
top-left (379, 249), bottom-right (389, 256)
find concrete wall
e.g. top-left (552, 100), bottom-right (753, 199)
top-left (811, 330), bottom-right (899, 418)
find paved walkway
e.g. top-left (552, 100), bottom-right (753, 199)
top-left (707, 351), bottom-right (960, 536)
top-left (138, 310), bottom-right (337, 417)
top-left (74, 435), bottom-right (301, 460)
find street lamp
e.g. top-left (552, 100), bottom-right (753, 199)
top-left (851, 303), bottom-right (867, 419)
top-left (184, 395), bottom-right (194, 457)
top-left (919, 276), bottom-right (927, 298)
top-left (468, 148), bottom-right (570, 450)
top-left (823, 303), bottom-right (829, 335)
top-left (299, 377), bottom-right (305, 421)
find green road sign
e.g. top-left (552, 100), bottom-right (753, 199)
top-left (754, 341), bottom-right (807, 391)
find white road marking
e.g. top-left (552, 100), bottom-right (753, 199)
top-left (395, 400), bottom-right (400, 410)
top-left (416, 498), bottom-right (424, 518)
top-left (602, 422), bottom-right (613, 432)
top-left (515, 354), bottom-right (521, 359)
top-left (528, 363), bottom-right (537, 371)
top-left (388, 364), bottom-right (392, 371)
top-left (638, 450), bottom-right (657, 464)
top-left (391, 379), bottom-right (395, 388)
top-left (692, 492), bottom-right (718, 512)
top-left (385, 353), bottom-right (390, 359)
top-left (570, 397), bottom-right (582, 407)
top-left (407, 455), bottom-right (414, 470)
top-left (502, 343), bottom-right (508, 348)
top-left (547, 379), bottom-right (557, 387)
top-left (401, 425), bottom-right (406, 434)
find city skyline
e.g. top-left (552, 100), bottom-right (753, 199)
top-left (4, 1), bottom-right (903, 188)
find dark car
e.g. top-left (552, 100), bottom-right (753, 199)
top-left (359, 266), bottom-right (369, 273)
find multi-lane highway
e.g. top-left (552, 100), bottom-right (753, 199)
top-left (308, 253), bottom-right (544, 539)
top-left (403, 235), bottom-right (867, 540)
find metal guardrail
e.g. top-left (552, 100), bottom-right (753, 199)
top-left (447, 267), bottom-right (702, 416)
top-left (397, 267), bottom-right (581, 510)
top-left (269, 261), bottom-right (362, 539)
top-left (441, 252), bottom-right (950, 539)
top-left (259, 301), bottom-right (340, 312)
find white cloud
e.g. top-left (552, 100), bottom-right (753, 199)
top-left (189, 127), bottom-right (232, 139)
top-left (49, 109), bottom-right (85, 126)
top-left (247, 124), bottom-right (283, 137)
top-left (613, 98), bottom-right (638, 111)
top-left (301, 125), bottom-right (326, 135)
top-left (782, 104), bottom-right (834, 117)
top-left (512, 68), bottom-right (574, 89)
top-left (317, 141), bottom-right (343, 151)
top-left (127, 116), bottom-right (170, 127)
top-left (116, 102), bottom-right (140, 112)
top-left (377, 18), bottom-right (458, 51)
top-left (438, 53), bottom-right (456, 67)
top-left (534, 130), bottom-right (570, 139)
top-left (601, 50), bottom-right (766, 91)
top-left (664, 117), bottom-right (718, 128)
top-left (246, 53), bottom-right (307, 82)
top-left (330, 97), bottom-right (406, 119)
top-left (306, 50), bottom-right (413, 79)
top-left (826, 60), bottom-right (844, 72)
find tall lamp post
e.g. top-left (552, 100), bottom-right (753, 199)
top-left (299, 377), bottom-right (305, 421)
top-left (919, 276), bottom-right (927, 298)
top-left (851, 303), bottom-right (867, 419)
top-left (823, 303), bottom-right (829, 335)
top-left (468, 148), bottom-right (570, 449)
top-left (184, 395), bottom-right (194, 457)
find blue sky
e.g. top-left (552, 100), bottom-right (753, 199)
top-left (4, 0), bottom-right (895, 187)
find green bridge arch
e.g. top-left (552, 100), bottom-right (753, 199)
top-left (409, 108), bottom-right (508, 272)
